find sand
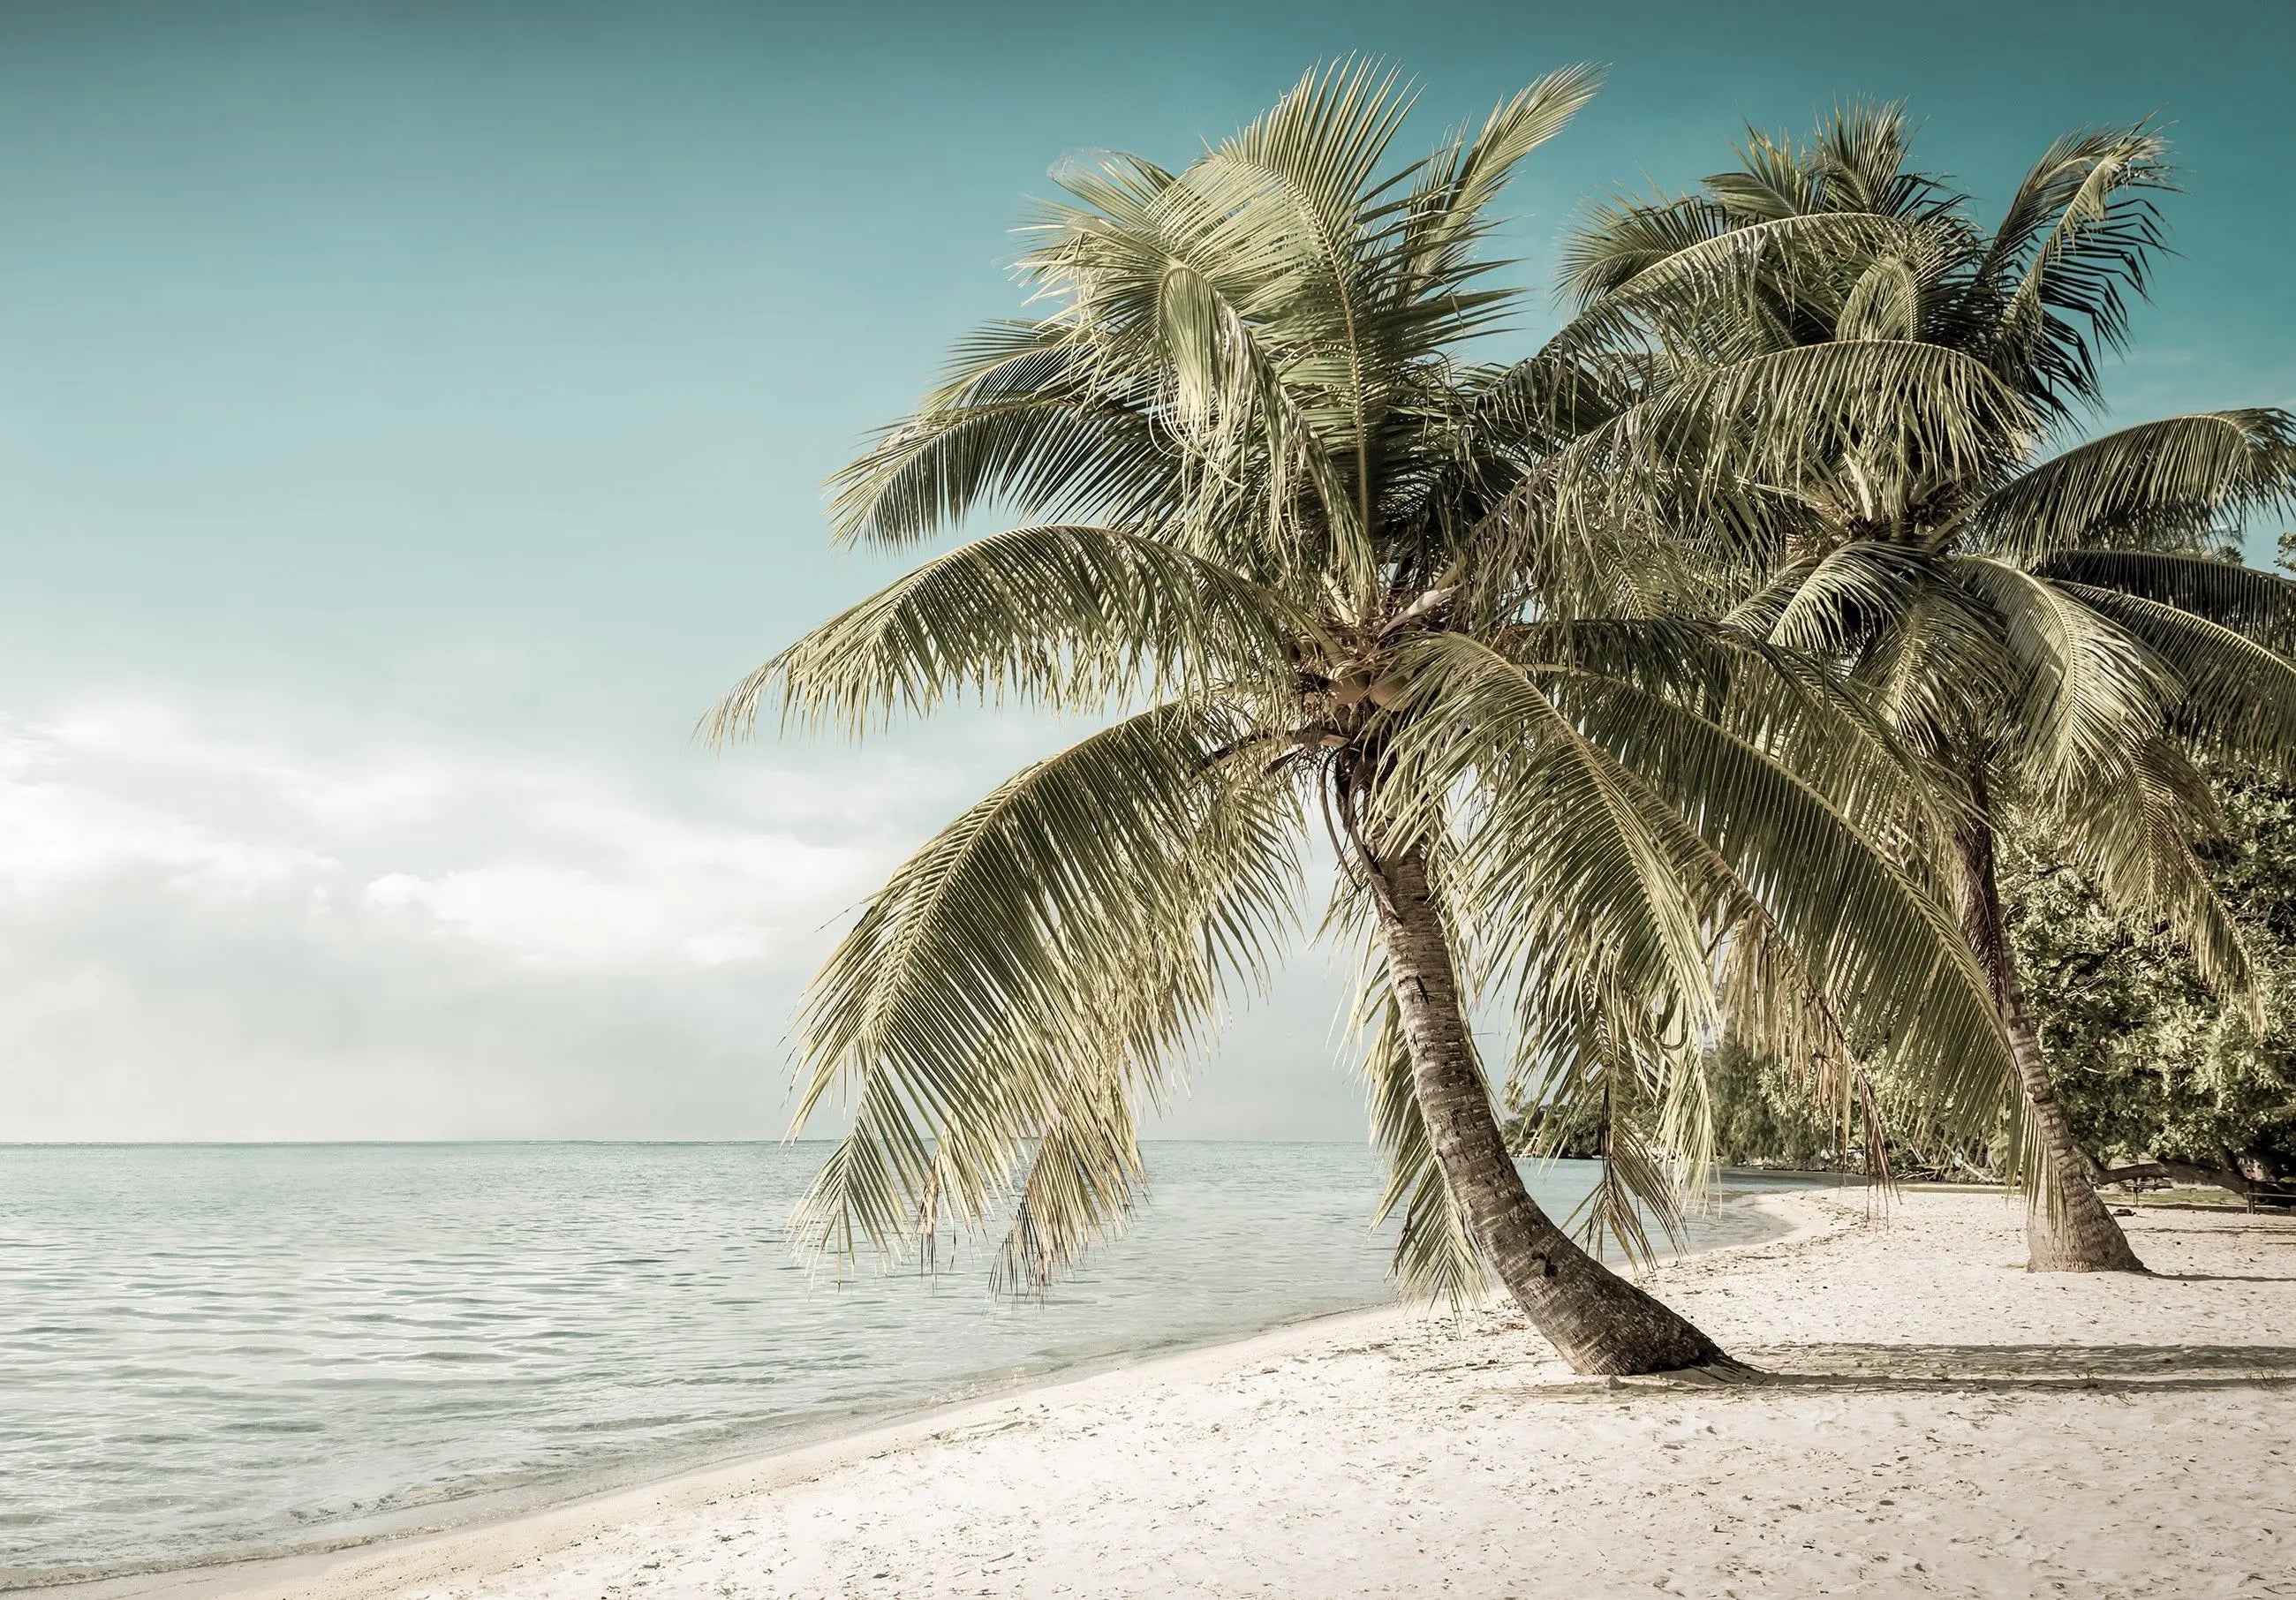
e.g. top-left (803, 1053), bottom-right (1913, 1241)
top-left (191, 1190), bottom-right (2296, 1599)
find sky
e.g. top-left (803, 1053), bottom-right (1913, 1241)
top-left (3, 0), bottom-right (2292, 1141)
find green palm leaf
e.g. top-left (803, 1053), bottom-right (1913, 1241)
top-left (1394, 64), bottom-right (1605, 286)
top-left (2058, 583), bottom-right (2296, 778)
top-left (786, 698), bottom-right (1302, 1263)
top-left (706, 522), bottom-right (1295, 739)
top-left (2040, 550), bottom-right (2296, 655)
top-left (829, 328), bottom-right (1175, 549)
top-left (1382, 632), bottom-right (2019, 1145)
top-left (1976, 411), bottom-right (2296, 562)
top-left (1950, 557), bottom-right (2174, 795)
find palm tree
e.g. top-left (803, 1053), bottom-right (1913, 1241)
top-left (711, 66), bottom-right (2020, 1374)
top-left (1545, 107), bottom-right (2296, 1271)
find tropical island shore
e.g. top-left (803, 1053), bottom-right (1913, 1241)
top-left (132, 1189), bottom-right (2288, 1600)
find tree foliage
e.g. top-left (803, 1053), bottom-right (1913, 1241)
top-left (717, 67), bottom-right (2029, 1311)
top-left (2008, 764), bottom-right (2296, 1191)
top-left (1538, 105), bottom-right (2296, 1263)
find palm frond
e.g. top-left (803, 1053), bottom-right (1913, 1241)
top-left (1516, 970), bottom-right (1688, 1270)
top-left (1704, 126), bottom-right (1829, 223)
top-left (1951, 558), bottom-right (2175, 795)
top-left (1378, 634), bottom-right (1720, 1030)
top-left (2058, 582), bottom-right (2296, 778)
top-left (1546, 668), bottom-right (2017, 1132)
top-left (1501, 610), bottom-right (1963, 863)
top-left (827, 327), bottom-right (1175, 549)
top-left (1976, 411), bottom-right (2296, 562)
top-left (1386, 633), bottom-right (2020, 1150)
top-left (1527, 337), bottom-right (2035, 562)
top-left (1763, 540), bottom-right (1932, 657)
top-left (990, 1047), bottom-right (1147, 1295)
top-left (785, 698), bottom-right (1303, 1265)
top-left (1809, 102), bottom-right (1947, 219)
top-left (1395, 64), bottom-right (1605, 287)
top-left (1559, 191), bottom-right (1733, 305)
top-left (706, 522), bottom-right (1294, 740)
top-left (1546, 211), bottom-right (1915, 364)
top-left (2020, 738), bottom-right (2254, 1009)
top-left (1983, 125), bottom-right (2172, 408)
top-left (2038, 550), bottom-right (2296, 656)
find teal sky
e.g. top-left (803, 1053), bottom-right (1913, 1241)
top-left (4, 0), bottom-right (2292, 1140)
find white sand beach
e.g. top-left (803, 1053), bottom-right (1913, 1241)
top-left (189, 1190), bottom-right (2295, 1600)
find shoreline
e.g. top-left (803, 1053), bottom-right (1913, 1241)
top-left (16, 1302), bottom-right (1409, 1600)
top-left (22, 1186), bottom-right (1833, 1600)
top-left (107, 1185), bottom-right (2296, 1599)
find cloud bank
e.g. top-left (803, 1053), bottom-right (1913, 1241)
top-left (0, 699), bottom-right (939, 1139)
top-left (0, 698), bottom-right (1363, 1142)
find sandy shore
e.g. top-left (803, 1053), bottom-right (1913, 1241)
top-left (144, 1190), bottom-right (2296, 1599)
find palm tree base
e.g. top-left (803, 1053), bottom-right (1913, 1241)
top-left (2025, 1215), bottom-right (2149, 1274)
top-left (1497, 1222), bottom-right (1740, 1375)
top-left (1608, 1356), bottom-right (1767, 1387)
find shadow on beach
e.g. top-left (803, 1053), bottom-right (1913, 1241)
top-left (1641, 1340), bottom-right (2296, 1395)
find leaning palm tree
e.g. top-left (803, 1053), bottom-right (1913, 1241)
top-left (1545, 107), bottom-right (2296, 1271)
top-left (712, 66), bottom-right (2020, 1374)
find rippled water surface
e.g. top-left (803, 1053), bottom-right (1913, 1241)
top-left (0, 1143), bottom-right (1828, 1585)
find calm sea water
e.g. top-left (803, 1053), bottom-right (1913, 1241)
top-left (0, 1143), bottom-right (1829, 1588)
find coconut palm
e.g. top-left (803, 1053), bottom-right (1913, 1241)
top-left (1544, 107), bottom-right (2296, 1271)
top-left (711, 66), bottom-right (2020, 1374)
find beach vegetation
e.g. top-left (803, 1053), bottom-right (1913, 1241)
top-left (2009, 758), bottom-right (2296, 1205)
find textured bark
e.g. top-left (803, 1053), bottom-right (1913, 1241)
top-left (2099, 1159), bottom-right (2296, 1209)
top-left (1952, 771), bottom-right (2148, 1274)
top-left (1368, 843), bottom-right (1738, 1376)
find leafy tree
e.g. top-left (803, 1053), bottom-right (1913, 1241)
top-left (1699, 1045), bottom-right (1850, 1170)
top-left (1545, 107), bottom-right (2296, 1270)
top-left (712, 67), bottom-right (2018, 1375)
top-left (2009, 763), bottom-right (2296, 1201)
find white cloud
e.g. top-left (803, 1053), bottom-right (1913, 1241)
top-left (357, 841), bottom-right (829, 971)
top-left (0, 696), bottom-right (1358, 1142)
top-left (0, 715), bottom-right (341, 902)
top-left (0, 698), bottom-right (971, 1138)
top-left (0, 699), bottom-right (909, 974)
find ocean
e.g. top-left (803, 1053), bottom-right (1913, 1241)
top-left (0, 1142), bottom-right (1831, 1589)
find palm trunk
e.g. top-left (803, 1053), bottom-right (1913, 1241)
top-left (1366, 842), bottom-right (1735, 1376)
top-left (1952, 768), bottom-right (2146, 1274)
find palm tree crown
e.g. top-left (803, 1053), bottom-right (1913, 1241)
top-left (714, 71), bottom-right (2024, 1371)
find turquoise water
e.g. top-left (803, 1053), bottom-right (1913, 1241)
top-left (0, 1143), bottom-right (1828, 1588)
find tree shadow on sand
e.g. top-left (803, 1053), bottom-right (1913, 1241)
top-left (1610, 1342), bottom-right (2296, 1394)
